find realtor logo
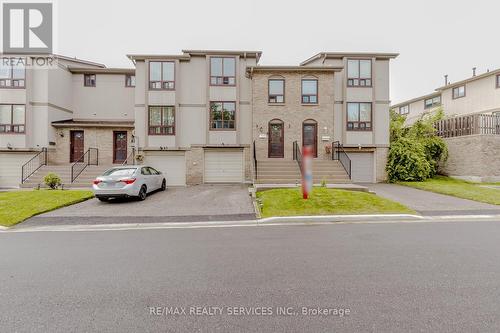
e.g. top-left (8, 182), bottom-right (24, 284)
top-left (2, 2), bottom-right (53, 54)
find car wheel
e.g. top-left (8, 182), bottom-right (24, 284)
top-left (138, 185), bottom-right (147, 201)
top-left (161, 179), bottom-right (166, 191)
top-left (97, 197), bottom-right (108, 202)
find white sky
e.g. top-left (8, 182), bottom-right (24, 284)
top-left (57, 0), bottom-right (499, 104)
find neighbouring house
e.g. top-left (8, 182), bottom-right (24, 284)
top-left (392, 68), bottom-right (500, 182)
top-left (0, 49), bottom-right (398, 188)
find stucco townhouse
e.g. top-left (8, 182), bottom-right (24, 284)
top-left (0, 50), bottom-right (398, 188)
top-left (392, 68), bottom-right (500, 181)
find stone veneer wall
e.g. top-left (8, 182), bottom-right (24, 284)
top-left (252, 71), bottom-right (335, 161)
top-left (441, 134), bottom-right (500, 182)
top-left (50, 127), bottom-right (133, 165)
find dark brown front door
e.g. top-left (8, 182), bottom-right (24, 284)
top-left (113, 131), bottom-right (127, 164)
top-left (303, 122), bottom-right (318, 158)
top-left (268, 121), bottom-right (284, 158)
top-left (70, 130), bottom-right (84, 162)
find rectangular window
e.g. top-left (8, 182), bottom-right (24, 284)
top-left (347, 102), bottom-right (372, 131)
top-left (268, 79), bottom-right (285, 103)
top-left (125, 74), bottom-right (135, 87)
top-left (399, 105), bottom-right (409, 115)
top-left (347, 59), bottom-right (372, 87)
top-left (148, 106), bottom-right (175, 135)
top-left (497, 75), bottom-right (500, 88)
top-left (424, 96), bottom-right (441, 109)
top-left (210, 102), bottom-right (236, 130)
top-left (210, 57), bottom-right (236, 85)
top-left (84, 74), bottom-right (96, 87)
top-left (149, 62), bottom-right (175, 90)
top-left (301, 79), bottom-right (318, 104)
top-left (0, 60), bottom-right (25, 88)
top-left (0, 104), bottom-right (25, 133)
top-left (452, 85), bottom-right (466, 99)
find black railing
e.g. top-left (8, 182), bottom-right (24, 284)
top-left (71, 148), bottom-right (98, 183)
top-left (121, 148), bottom-right (136, 166)
top-left (293, 141), bottom-right (303, 174)
top-left (332, 141), bottom-right (351, 179)
top-left (21, 148), bottom-right (47, 183)
top-left (252, 140), bottom-right (257, 178)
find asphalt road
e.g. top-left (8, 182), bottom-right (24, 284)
top-left (2, 221), bottom-right (500, 332)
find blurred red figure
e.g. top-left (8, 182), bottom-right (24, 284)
top-left (302, 145), bottom-right (313, 199)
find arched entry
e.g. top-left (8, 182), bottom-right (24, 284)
top-left (268, 119), bottom-right (284, 158)
top-left (302, 119), bottom-right (318, 158)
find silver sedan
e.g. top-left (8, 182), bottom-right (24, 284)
top-left (92, 165), bottom-right (166, 202)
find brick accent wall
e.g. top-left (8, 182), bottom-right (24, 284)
top-left (50, 127), bottom-right (132, 165)
top-left (252, 71), bottom-right (335, 161)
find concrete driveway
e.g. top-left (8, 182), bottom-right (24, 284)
top-left (366, 183), bottom-right (500, 216)
top-left (21, 185), bottom-right (256, 226)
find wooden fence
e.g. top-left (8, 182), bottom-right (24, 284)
top-left (435, 114), bottom-right (500, 138)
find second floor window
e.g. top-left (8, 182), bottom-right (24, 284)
top-left (399, 105), bottom-right (409, 115)
top-left (0, 104), bottom-right (25, 133)
top-left (496, 75), bottom-right (500, 88)
top-left (268, 79), bottom-right (284, 103)
top-left (149, 106), bottom-right (175, 135)
top-left (0, 60), bottom-right (25, 88)
top-left (210, 102), bottom-right (236, 130)
top-left (347, 102), bottom-right (372, 131)
top-left (210, 57), bottom-right (235, 85)
top-left (149, 61), bottom-right (175, 90)
top-left (301, 79), bottom-right (318, 104)
top-left (424, 96), bottom-right (441, 109)
top-left (84, 74), bottom-right (96, 87)
top-left (347, 59), bottom-right (372, 87)
top-left (125, 74), bottom-right (135, 87)
top-left (452, 85), bottom-right (465, 99)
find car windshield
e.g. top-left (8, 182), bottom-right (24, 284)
top-left (102, 168), bottom-right (136, 177)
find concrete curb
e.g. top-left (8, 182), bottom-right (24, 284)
top-left (4, 214), bottom-right (500, 233)
top-left (258, 214), bottom-right (424, 224)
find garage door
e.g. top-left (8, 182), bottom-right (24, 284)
top-left (204, 150), bottom-right (243, 183)
top-left (144, 152), bottom-right (186, 186)
top-left (349, 152), bottom-right (374, 183)
top-left (0, 152), bottom-right (35, 188)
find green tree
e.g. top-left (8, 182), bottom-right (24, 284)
top-left (386, 107), bottom-right (448, 182)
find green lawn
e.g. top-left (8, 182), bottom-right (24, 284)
top-left (398, 176), bottom-right (500, 205)
top-left (0, 190), bottom-right (94, 227)
top-left (256, 187), bottom-right (415, 218)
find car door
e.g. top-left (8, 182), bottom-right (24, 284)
top-left (148, 167), bottom-right (162, 190)
top-left (140, 167), bottom-right (153, 192)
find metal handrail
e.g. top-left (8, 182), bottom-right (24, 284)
top-left (21, 147), bottom-right (48, 183)
top-left (121, 148), bottom-right (135, 166)
top-left (293, 141), bottom-right (303, 175)
top-left (252, 140), bottom-right (257, 179)
top-left (332, 141), bottom-right (351, 179)
top-left (71, 148), bottom-right (98, 183)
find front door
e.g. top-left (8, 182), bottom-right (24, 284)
top-left (70, 130), bottom-right (84, 163)
top-left (113, 131), bottom-right (128, 164)
top-left (303, 122), bottom-right (318, 158)
top-left (268, 121), bottom-right (284, 158)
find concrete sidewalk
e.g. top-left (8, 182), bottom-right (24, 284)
top-left (365, 183), bottom-right (500, 216)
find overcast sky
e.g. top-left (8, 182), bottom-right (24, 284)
top-left (57, 0), bottom-right (498, 104)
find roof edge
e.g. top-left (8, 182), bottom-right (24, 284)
top-left (300, 52), bottom-right (399, 66)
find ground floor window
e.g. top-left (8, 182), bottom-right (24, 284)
top-left (149, 106), bottom-right (175, 135)
top-left (210, 102), bottom-right (236, 130)
top-left (0, 104), bottom-right (25, 133)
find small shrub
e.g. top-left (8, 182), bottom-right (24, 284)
top-left (320, 179), bottom-right (327, 187)
top-left (44, 173), bottom-right (61, 189)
